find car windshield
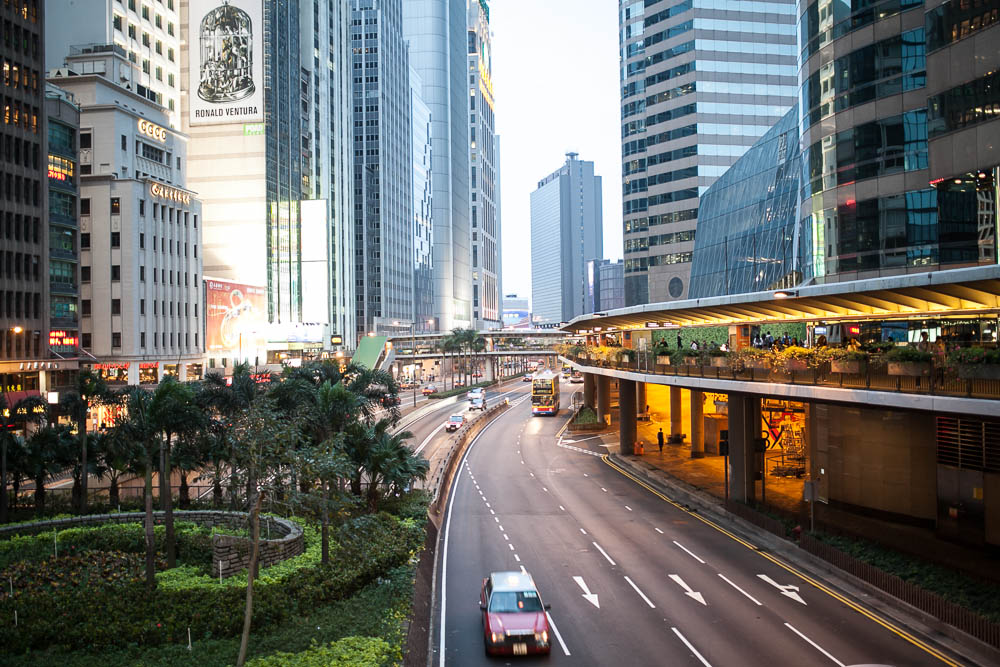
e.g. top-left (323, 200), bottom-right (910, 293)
top-left (450, 416), bottom-right (463, 422)
top-left (489, 590), bottom-right (544, 613)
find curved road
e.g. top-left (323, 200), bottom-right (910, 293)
top-left (429, 392), bottom-right (966, 667)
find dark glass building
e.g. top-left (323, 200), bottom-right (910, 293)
top-left (689, 106), bottom-right (801, 297)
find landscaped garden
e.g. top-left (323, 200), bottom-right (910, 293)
top-left (0, 360), bottom-right (433, 666)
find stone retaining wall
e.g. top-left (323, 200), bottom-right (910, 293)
top-left (0, 510), bottom-right (304, 578)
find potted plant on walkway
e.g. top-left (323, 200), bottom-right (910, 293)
top-left (709, 349), bottom-right (729, 367)
top-left (775, 346), bottom-right (815, 373)
top-left (947, 347), bottom-right (1000, 380)
top-left (825, 348), bottom-right (868, 374)
top-left (886, 346), bottom-right (933, 377)
top-left (729, 347), bottom-right (770, 371)
top-left (682, 349), bottom-right (702, 366)
top-left (654, 341), bottom-right (672, 366)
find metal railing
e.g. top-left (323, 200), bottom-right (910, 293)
top-left (566, 354), bottom-right (1000, 400)
top-left (799, 533), bottom-right (1000, 649)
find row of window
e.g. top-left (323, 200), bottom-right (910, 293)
top-left (624, 207), bottom-right (698, 233)
top-left (1, 131), bottom-right (37, 167)
top-left (0, 171), bottom-right (38, 205)
top-left (928, 69), bottom-right (1000, 138)
top-left (1, 59), bottom-right (38, 92)
top-left (625, 228), bottom-right (696, 252)
top-left (82, 297), bottom-right (196, 319)
top-left (79, 229), bottom-right (197, 258)
top-left (78, 263), bottom-right (197, 288)
top-left (1, 210), bottom-right (37, 241)
top-left (802, 28), bottom-right (925, 130)
top-left (799, 0), bottom-right (921, 61)
top-left (622, 165), bottom-right (698, 195)
top-left (624, 251), bottom-right (693, 273)
top-left (927, 0), bottom-right (1000, 52)
top-left (0, 248), bottom-right (37, 280)
top-left (2, 1), bottom-right (39, 24)
top-left (2, 97), bottom-right (38, 132)
top-left (0, 289), bottom-right (39, 320)
top-left (100, 330), bottom-right (197, 352)
top-left (1, 17), bottom-right (39, 59)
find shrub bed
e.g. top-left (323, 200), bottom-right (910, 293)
top-left (425, 379), bottom-right (496, 399)
top-left (0, 512), bottom-right (424, 654)
top-left (246, 636), bottom-right (395, 667)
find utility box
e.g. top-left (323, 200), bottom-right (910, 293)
top-left (703, 413), bottom-right (729, 455)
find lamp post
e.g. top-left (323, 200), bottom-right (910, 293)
top-left (394, 320), bottom-right (418, 407)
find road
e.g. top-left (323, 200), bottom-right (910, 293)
top-left (430, 391), bottom-right (965, 666)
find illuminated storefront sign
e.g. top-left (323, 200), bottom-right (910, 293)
top-left (205, 279), bottom-right (268, 353)
top-left (138, 118), bottom-right (167, 142)
top-left (243, 123), bottom-right (264, 135)
top-left (150, 182), bottom-right (192, 205)
top-left (48, 330), bottom-right (79, 347)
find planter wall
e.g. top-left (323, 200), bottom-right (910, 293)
top-left (710, 357), bottom-right (729, 368)
top-left (656, 355), bottom-right (672, 366)
top-left (887, 361), bottom-right (931, 377)
top-left (782, 359), bottom-right (809, 372)
top-left (831, 359), bottom-right (866, 374)
top-left (956, 364), bottom-right (1000, 380)
top-left (746, 359), bottom-right (771, 370)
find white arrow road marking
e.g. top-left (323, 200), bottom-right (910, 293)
top-left (669, 574), bottom-right (707, 605)
top-left (718, 574), bottom-right (762, 606)
top-left (624, 576), bottom-right (656, 608)
top-left (573, 576), bottom-right (600, 608)
top-left (671, 627), bottom-right (713, 667)
top-left (758, 574), bottom-right (807, 605)
top-left (784, 623), bottom-right (845, 666)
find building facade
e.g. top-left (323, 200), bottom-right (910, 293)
top-left (1, 0), bottom-right (52, 396)
top-left (45, 0), bottom-right (182, 127)
top-left (689, 106), bottom-right (801, 297)
top-left (467, 0), bottom-right (501, 329)
top-left (45, 84), bottom-right (81, 362)
top-left (411, 66), bottom-right (434, 333)
top-left (529, 154), bottom-right (603, 325)
top-left (403, 0), bottom-right (472, 331)
top-left (586, 258), bottom-right (625, 314)
top-left (618, 0), bottom-right (798, 305)
top-left (351, 0), bottom-right (415, 341)
top-left (501, 293), bottom-right (530, 328)
top-left (50, 47), bottom-right (203, 385)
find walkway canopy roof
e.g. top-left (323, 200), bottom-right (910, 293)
top-left (561, 266), bottom-right (1000, 333)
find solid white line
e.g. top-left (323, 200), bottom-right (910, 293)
top-left (414, 422), bottom-right (447, 454)
top-left (784, 623), bottom-right (845, 667)
top-left (718, 574), bottom-right (762, 606)
top-left (625, 506), bottom-right (633, 511)
top-left (672, 627), bottom-right (713, 667)
top-left (592, 542), bottom-right (617, 566)
top-left (673, 540), bottom-right (706, 564)
top-left (654, 527), bottom-right (664, 534)
top-left (546, 612), bottom-right (571, 656)
top-left (624, 576), bottom-right (656, 608)
top-left (580, 528), bottom-right (587, 535)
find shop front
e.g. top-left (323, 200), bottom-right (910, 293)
top-left (92, 362), bottom-right (129, 386)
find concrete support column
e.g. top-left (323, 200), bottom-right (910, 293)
top-left (178, 363), bottom-right (188, 383)
top-left (128, 361), bottom-right (140, 386)
top-left (636, 382), bottom-right (647, 414)
top-left (690, 390), bottom-right (704, 458)
top-left (486, 359), bottom-right (495, 382)
top-left (619, 378), bottom-right (637, 455)
top-left (583, 373), bottom-right (596, 409)
top-left (727, 392), bottom-right (761, 503)
top-left (669, 386), bottom-right (682, 437)
top-left (596, 375), bottom-right (611, 424)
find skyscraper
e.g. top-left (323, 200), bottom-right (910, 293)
top-left (530, 154), bottom-right (603, 325)
top-left (467, 0), bottom-right (501, 330)
top-left (618, 0), bottom-right (797, 305)
top-left (403, 0), bottom-right (472, 331)
top-left (1, 0), bottom-right (50, 394)
top-left (411, 66), bottom-right (434, 333)
top-left (45, 0), bottom-right (182, 127)
top-left (351, 0), bottom-right (415, 341)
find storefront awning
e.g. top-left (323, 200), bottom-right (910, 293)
top-left (562, 266), bottom-right (1000, 333)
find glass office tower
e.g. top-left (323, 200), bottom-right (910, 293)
top-left (619, 0), bottom-right (798, 306)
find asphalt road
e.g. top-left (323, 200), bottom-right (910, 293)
top-left (431, 392), bottom-right (966, 667)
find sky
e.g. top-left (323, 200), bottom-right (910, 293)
top-left (491, 0), bottom-right (623, 301)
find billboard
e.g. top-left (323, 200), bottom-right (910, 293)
top-left (188, 0), bottom-right (263, 126)
top-left (205, 279), bottom-right (268, 353)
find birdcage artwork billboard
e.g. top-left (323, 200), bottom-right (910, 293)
top-left (189, 0), bottom-right (263, 125)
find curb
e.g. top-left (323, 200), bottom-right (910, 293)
top-left (607, 453), bottom-right (1000, 667)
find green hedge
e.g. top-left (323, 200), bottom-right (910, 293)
top-left (246, 637), bottom-right (394, 667)
top-left (426, 379), bottom-right (496, 399)
top-left (0, 513), bottom-right (424, 654)
top-left (0, 522), bottom-right (214, 571)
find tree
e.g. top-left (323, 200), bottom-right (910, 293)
top-left (93, 427), bottom-right (138, 509)
top-left (60, 369), bottom-right (108, 514)
top-left (149, 377), bottom-right (202, 568)
top-left (0, 392), bottom-right (46, 522)
top-left (114, 387), bottom-right (160, 589)
top-left (23, 425), bottom-right (74, 517)
top-left (361, 421), bottom-right (424, 512)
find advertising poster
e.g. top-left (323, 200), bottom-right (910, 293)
top-left (205, 279), bottom-right (268, 353)
top-left (188, 0), bottom-right (263, 126)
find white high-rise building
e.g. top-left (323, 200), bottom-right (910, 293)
top-left (530, 154), bottom-right (603, 325)
top-left (45, 0), bottom-right (182, 128)
top-left (50, 47), bottom-right (204, 384)
top-left (467, 0), bottom-right (500, 330)
top-left (403, 0), bottom-right (472, 331)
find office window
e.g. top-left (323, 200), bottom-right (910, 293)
top-left (82, 333), bottom-right (91, 348)
top-left (113, 14), bottom-right (123, 32)
top-left (141, 5), bottom-right (149, 19)
top-left (81, 299), bottom-right (91, 316)
top-left (111, 298), bottom-right (121, 315)
top-left (140, 298), bottom-right (145, 314)
top-left (111, 197), bottom-right (120, 214)
top-left (139, 199), bottom-right (144, 216)
top-left (140, 332), bottom-right (146, 347)
top-left (111, 231), bottom-right (120, 247)
top-left (81, 266), bottom-right (90, 281)
top-left (111, 265), bottom-right (120, 281)
top-left (121, 134), bottom-right (127, 150)
top-left (80, 232), bottom-right (90, 248)
top-left (140, 232), bottom-right (144, 248)
top-left (139, 265), bottom-right (145, 281)
top-left (80, 197), bottom-right (90, 215)
top-left (111, 332), bottom-right (121, 348)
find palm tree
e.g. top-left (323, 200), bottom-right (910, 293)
top-left (115, 386), bottom-right (159, 589)
top-left (369, 427), bottom-right (427, 510)
top-left (23, 425), bottom-right (74, 517)
top-left (149, 377), bottom-right (203, 568)
top-left (439, 335), bottom-right (460, 391)
top-left (60, 369), bottom-right (108, 514)
top-left (93, 428), bottom-right (138, 509)
top-left (472, 334), bottom-right (487, 383)
top-left (0, 392), bottom-right (47, 522)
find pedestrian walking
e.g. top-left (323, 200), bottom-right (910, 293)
top-left (657, 428), bottom-right (665, 453)
top-left (677, 333), bottom-right (682, 349)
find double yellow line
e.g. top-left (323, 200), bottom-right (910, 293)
top-left (602, 454), bottom-right (965, 667)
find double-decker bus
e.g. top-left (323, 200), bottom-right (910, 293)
top-left (531, 370), bottom-right (560, 416)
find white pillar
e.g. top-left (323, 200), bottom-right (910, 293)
top-left (128, 361), bottom-right (140, 386)
top-left (178, 363), bottom-right (188, 382)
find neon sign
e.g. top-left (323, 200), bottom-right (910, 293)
top-left (150, 182), bottom-right (192, 205)
top-left (48, 330), bottom-right (79, 346)
top-left (138, 118), bottom-right (167, 142)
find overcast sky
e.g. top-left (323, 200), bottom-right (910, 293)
top-left (491, 0), bottom-right (622, 301)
